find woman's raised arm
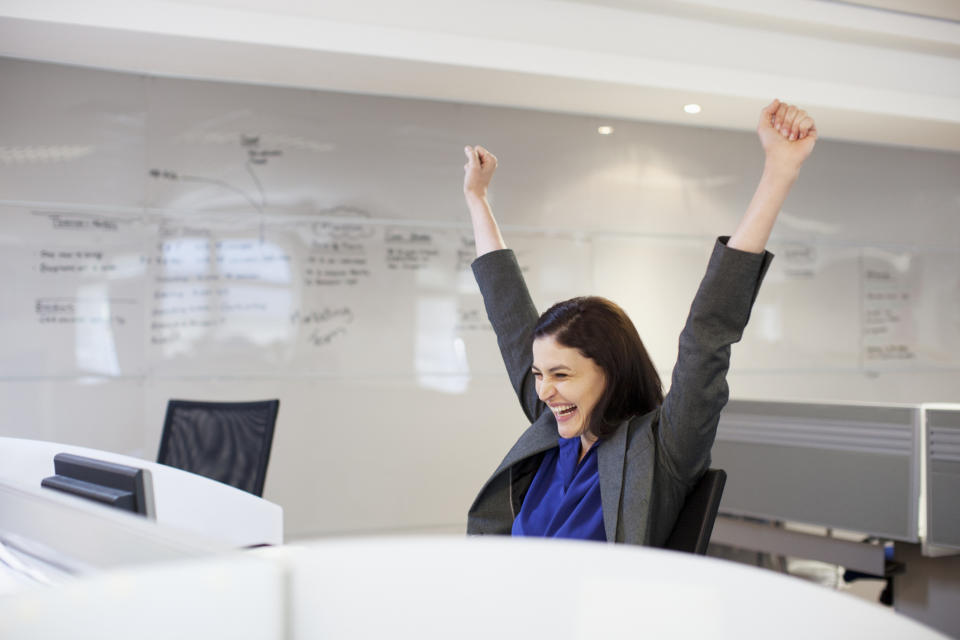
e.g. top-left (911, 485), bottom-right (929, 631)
top-left (463, 145), bottom-right (507, 257)
top-left (728, 99), bottom-right (817, 253)
top-left (464, 145), bottom-right (544, 422)
top-left (656, 100), bottom-right (816, 489)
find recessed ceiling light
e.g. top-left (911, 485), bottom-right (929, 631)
top-left (683, 104), bottom-right (702, 114)
top-left (597, 126), bottom-right (614, 135)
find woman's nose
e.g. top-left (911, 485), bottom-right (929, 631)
top-left (538, 380), bottom-right (554, 400)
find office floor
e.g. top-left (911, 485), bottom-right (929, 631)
top-left (787, 558), bottom-right (887, 604)
top-left (707, 545), bottom-right (889, 609)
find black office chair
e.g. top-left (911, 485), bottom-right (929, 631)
top-left (157, 399), bottom-right (280, 497)
top-left (663, 468), bottom-right (727, 555)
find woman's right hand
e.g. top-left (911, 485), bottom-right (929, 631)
top-left (461, 145), bottom-right (507, 256)
top-left (463, 145), bottom-right (498, 201)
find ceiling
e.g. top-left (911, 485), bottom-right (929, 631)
top-left (1, 0), bottom-right (958, 152)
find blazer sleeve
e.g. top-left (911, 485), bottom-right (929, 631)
top-left (472, 249), bottom-right (543, 423)
top-left (657, 237), bottom-right (773, 487)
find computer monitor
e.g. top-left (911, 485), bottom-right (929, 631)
top-left (41, 453), bottom-right (149, 516)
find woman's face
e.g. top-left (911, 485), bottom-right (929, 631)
top-left (531, 334), bottom-right (607, 441)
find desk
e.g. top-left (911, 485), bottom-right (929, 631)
top-left (0, 537), bottom-right (948, 639)
top-left (0, 553), bottom-right (285, 639)
top-left (0, 437), bottom-right (282, 581)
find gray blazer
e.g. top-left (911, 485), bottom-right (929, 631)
top-left (467, 238), bottom-right (772, 545)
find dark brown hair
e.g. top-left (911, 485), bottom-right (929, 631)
top-left (534, 296), bottom-right (663, 439)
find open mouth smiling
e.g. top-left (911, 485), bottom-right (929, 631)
top-left (551, 404), bottom-right (577, 418)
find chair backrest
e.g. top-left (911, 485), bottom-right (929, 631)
top-left (157, 399), bottom-right (280, 497)
top-left (663, 468), bottom-right (726, 555)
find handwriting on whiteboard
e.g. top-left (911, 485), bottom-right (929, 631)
top-left (862, 258), bottom-right (916, 363)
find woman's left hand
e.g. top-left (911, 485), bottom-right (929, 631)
top-left (758, 99), bottom-right (817, 175)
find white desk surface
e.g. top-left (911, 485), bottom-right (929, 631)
top-left (0, 437), bottom-right (282, 547)
top-left (272, 536), bottom-right (948, 640)
top-left (0, 536), bottom-right (949, 639)
top-left (0, 553), bottom-right (285, 640)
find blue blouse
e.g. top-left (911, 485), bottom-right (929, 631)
top-left (511, 436), bottom-right (606, 541)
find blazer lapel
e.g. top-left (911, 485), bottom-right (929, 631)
top-left (490, 412), bottom-right (559, 479)
top-left (598, 418), bottom-right (629, 543)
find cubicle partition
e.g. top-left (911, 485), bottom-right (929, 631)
top-left (924, 405), bottom-right (960, 550)
top-left (708, 400), bottom-right (960, 638)
top-left (711, 400), bottom-right (960, 555)
top-left (712, 400), bottom-right (921, 542)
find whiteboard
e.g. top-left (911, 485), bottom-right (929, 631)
top-left (0, 204), bottom-right (593, 380)
top-left (2, 57), bottom-right (960, 539)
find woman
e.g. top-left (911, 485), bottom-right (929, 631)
top-left (463, 99), bottom-right (816, 545)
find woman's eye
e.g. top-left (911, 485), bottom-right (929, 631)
top-left (532, 371), bottom-right (542, 379)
